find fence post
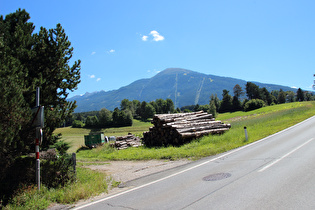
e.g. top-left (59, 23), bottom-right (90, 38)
top-left (72, 153), bottom-right (76, 176)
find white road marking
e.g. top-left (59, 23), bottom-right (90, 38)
top-left (258, 138), bottom-right (314, 172)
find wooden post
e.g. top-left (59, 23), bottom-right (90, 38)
top-left (72, 153), bottom-right (76, 176)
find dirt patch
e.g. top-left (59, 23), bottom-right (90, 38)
top-left (82, 159), bottom-right (192, 183)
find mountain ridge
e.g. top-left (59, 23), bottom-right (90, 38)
top-left (69, 68), bottom-right (297, 112)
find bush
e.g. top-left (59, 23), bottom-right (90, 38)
top-left (72, 120), bottom-right (85, 128)
top-left (244, 99), bottom-right (266, 112)
top-left (41, 154), bottom-right (76, 188)
top-left (52, 140), bottom-right (71, 155)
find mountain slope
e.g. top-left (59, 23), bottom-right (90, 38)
top-left (70, 68), bottom-right (297, 112)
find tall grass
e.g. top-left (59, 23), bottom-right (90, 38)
top-left (76, 101), bottom-right (315, 161)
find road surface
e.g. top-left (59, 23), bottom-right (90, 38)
top-left (74, 115), bottom-right (315, 210)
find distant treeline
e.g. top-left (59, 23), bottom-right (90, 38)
top-left (70, 98), bottom-right (176, 128)
top-left (67, 82), bottom-right (314, 128)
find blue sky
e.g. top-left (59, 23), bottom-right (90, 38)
top-left (1, 0), bottom-right (315, 98)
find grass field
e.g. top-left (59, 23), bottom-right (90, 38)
top-left (7, 101), bottom-right (315, 209)
top-left (54, 120), bottom-right (151, 153)
top-left (55, 101), bottom-right (315, 161)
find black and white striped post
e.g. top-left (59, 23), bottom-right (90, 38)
top-left (35, 87), bottom-right (41, 190)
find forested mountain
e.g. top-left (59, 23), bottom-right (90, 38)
top-left (70, 68), bottom-right (297, 112)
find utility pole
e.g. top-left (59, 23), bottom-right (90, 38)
top-left (313, 74), bottom-right (315, 90)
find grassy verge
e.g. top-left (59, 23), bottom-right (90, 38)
top-left (4, 167), bottom-right (119, 210)
top-left (76, 101), bottom-right (315, 161)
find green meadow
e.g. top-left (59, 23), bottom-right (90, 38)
top-left (55, 101), bottom-right (315, 161)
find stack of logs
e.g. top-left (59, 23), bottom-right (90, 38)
top-left (143, 111), bottom-right (231, 147)
top-left (110, 134), bottom-right (142, 150)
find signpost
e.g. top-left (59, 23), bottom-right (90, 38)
top-left (32, 87), bottom-right (44, 190)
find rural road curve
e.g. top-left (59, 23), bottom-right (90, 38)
top-left (73, 115), bottom-right (315, 210)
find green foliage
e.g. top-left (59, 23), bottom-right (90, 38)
top-left (209, 100), bottom-right (217, 118)
top-left (1, 8), bottom-right (81, 151)
top-left (277, 89), bottom-right (286, 104)
top-left (296, 88), bottom-right (304, 101)
top-left (233, 84), bottom-right (244, 99)
top-left (180, 105), bottom-right (195, 112)
top-left (232, 96), bottom-right (243, 111)
top-left (219, 89), bottom-right (233, 113)
top-left (72, 120), bottom-right (85, 128)
top-left (85, 115), bottom-right (99, 128)
top-left (112, 108), bottom-right (133, 126)
top-left (210, 94), bottom-right (220, 112)
top-left (41, 154), bottom-right (76, 188)
top-left (0, 154), bottom-right (75, 206)
top-left (0, 8), bottom-right (80, 204)
top-left (52, 140), bottom-right (70, 155)
top-left (260, 87), bottom-right (274, 105)
top-left (245, 82), bottom-right (261, 100)
top-left (244, 99), bottom-right (266, 112)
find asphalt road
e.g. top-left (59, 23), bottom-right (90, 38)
top-left (74, 115), bottom-right (315, 210)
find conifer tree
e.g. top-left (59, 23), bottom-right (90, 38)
top-left (0, 9), bottom-right (81, 181)
top-left (296, 88), bottom-right (304, 101)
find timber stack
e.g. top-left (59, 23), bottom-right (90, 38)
top-left (143, 111), bottom-right (231, 147)
top-left (111, 134), bottom-right (142, 150)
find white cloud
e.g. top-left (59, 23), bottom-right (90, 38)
top-left (150, 30), bottom-right (164, 41)
top-left (142, 35), bottom-right (148, 41)
top-left (91, 52), bottom-right (96, 55)
top-left (89, 75), bottom-right (95, 79)
top-left (108, 49), bottom-right (115, 53)
top-left (96, 78), bottom-right (101, 82)
top-left (141, 30), bottom-right (165, 42)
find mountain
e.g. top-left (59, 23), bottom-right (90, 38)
top-left (69, 68), bottom-right (297, 112)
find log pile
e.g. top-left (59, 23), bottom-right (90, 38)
top-left (110, 134), bottom-right (142, 150)
top-left (143, 111), bottom-right (231, 147)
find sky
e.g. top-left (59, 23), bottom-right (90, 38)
top-left (1, 0), bottom-right (315, 98)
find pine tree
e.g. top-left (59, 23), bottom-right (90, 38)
top-left (0, 9), bottom-right (81, 190)
top-left (245, 82), bottom-right (261, 100)
top-left (233, 84), bottom-right (244, 99)
top-left (277, 89), bottom-right (286, 104)
top-left (296, 88), bottom-right (304, 101)
top-left (220, 89), bottom-right (233, 113)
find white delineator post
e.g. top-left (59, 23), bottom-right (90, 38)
top-left (244, 126), bottom-right (249, 142)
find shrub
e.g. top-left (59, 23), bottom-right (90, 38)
top-left (72, 120), bottom-right (85, 128)
top-left (41, 154), bottom-right (76, 188)
top-left (52, 140), bottom-right (71, 155)
top-left (244, 99), bottom-right (266, 112)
